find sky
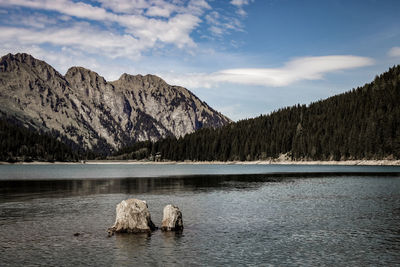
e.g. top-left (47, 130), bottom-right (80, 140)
top-left (0, 0), bottom-right (399, 121)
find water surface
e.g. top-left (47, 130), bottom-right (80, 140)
top-left (1, 163), bottom-right (400, 180)
top-left (0, 164), bottom-right (399, 266)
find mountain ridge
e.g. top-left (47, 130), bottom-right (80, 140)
top-left (0, 53), bottom-right (231, 154)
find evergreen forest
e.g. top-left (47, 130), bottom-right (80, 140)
top-left (0, 116), bottom-right (83, 162)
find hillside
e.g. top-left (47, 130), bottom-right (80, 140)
top-left (0, 116), bottom-right (84, 162)
top-left (0, 53), bottom-right (231, 155)
top-left (115, 65), bottom-right (400, 161)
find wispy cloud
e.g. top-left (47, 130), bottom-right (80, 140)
top-left (205, 10), bottom-right (244, 37)
top-left (388, 47), bottom-right (400, 57)
top-left (0, 43), bottom-right (139, 81)
top-left (230, 0), bottom-right (252, 16)
top-left (0, 24), bottom-right (147, 59)
top-left (0, 0), bottom-right (213, 58)
top-left (161, 55), bottom-right (375, 88)
top-left (230, 0), bottom-right (251, 6)
top-left (0, 0), bottom-right (250, 61)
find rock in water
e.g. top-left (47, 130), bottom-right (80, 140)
top-left (161, 205), bottom-right (183, 231)
top-left (108, 199), bottom-right (156, 235)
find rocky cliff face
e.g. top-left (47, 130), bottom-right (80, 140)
top-left (0, 53), bottom-right (230, 153)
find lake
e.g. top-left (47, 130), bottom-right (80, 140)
top-left (0, 164), bottom-right (400, 266)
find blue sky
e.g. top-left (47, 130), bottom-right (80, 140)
top-left (0, 0), bottom-right (399, 120)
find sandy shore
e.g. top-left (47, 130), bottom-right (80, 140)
top-left (84, 159), bottom-right (400, 166)
top-left (1, 159), bottom-right (400, 166)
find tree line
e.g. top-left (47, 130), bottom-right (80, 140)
top-left (115, 65), bottom-right (400, 161)
top-left (0, 116), bottom-right (86, 162)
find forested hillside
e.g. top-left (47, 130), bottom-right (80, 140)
top-left (115, 65), bottom-right (400, 161)
top-left (0, 117), bottom-right (85, 162)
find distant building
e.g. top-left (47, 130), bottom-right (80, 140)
top-left (155, 152), bottom-right (162, 162)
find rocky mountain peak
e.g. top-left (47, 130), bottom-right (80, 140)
top-left (117, 73), bottom-right (168, 89)
top-left (0, 53), bottom-right (63, 82)
top-left (65, 66), bottom-right (108, 92)
top-left (1, 53), bottom-right (45, 70)
top-left (1, 53), bottom-right (37, 66)
top-left (66, 66), bottom-right (96, 77)
top-left (118, 73), bottom-right (132, 81)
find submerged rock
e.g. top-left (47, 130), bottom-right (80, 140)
top-left (108, 198), bottom-right (156, 235)
top-left (161, 205), bottom-right (183, 231)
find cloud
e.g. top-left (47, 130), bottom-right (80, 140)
top-left (161, 55), bottom-right (374, 88)
top-left (0, 0), bottom-right (252, 82)
top-left (230, 0), bottom-right (251, 16)
top-left (0, 0), bottom-right (250, 58)
top-left (0, 0), bottom-right (111, 21)
top-left (146, 5), bottom-right (173, 17)
top-left (6, 12), bottom-right (58, 29)
top-left (388, 47), bottom-right (400, 57)
top-left (0, 24), bottom-right (146, 59)
top-left (97, 0), bottom-right (150, 14)
top-left (0, 44), bottom-right (138, 81)
top-left (205, 10), bottom-right (244, 37)
top-left (230, 0), bottom-right (251, 7)
top-left (0, 0), bottom-right (210, 58)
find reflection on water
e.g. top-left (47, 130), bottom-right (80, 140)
top-left (0, 173), bottom-right (400, 266)
top-left (1, 171), bottom-right (399, 202)
top-left (0, 174), bottom-right (289, 202)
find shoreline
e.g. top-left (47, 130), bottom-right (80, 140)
top-left (1, 159), bottom-right (400, 166)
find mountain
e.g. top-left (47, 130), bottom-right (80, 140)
top-left (0, 53), bottom-right (231, 155)
top-left (115, 65), bottom-right (400, 161)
